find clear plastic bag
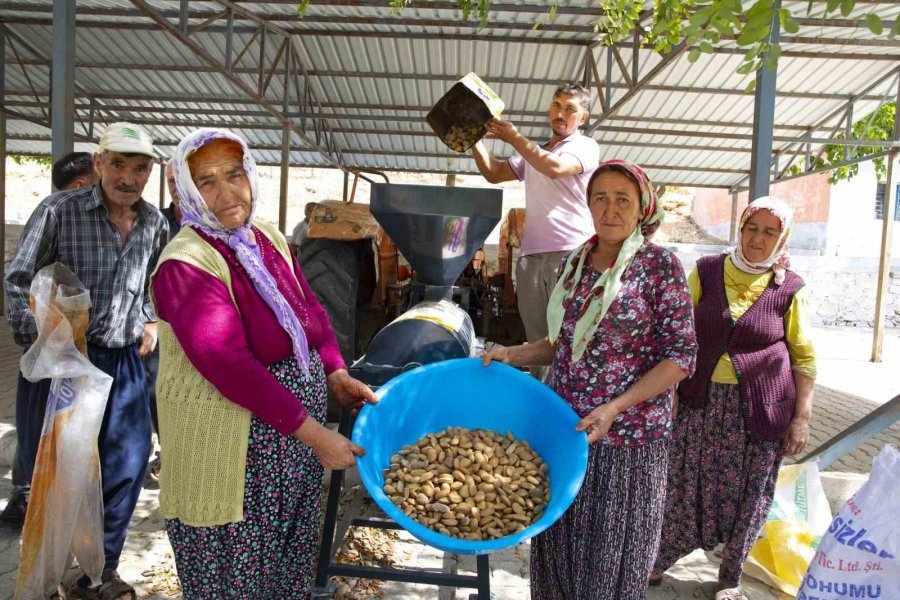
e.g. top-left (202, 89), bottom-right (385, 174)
top-left (15, 263), bottom-right (112, 600)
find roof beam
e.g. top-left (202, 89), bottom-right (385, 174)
top-left (12, 109), bottom-right (888, 147)
top-left (126, 0), bottom-right (344, 168)
top-left (0, 4), bottom-right (598, 34)
top-left (5, 15), bottom-right (899, 49)
top-left (0, 130), bottom-right (745, 174)
top-left (0, 16), bottom-right (592, 44)
top-left (2, 1), bottom-right (605, 17)
top-left (0, 99), bottom-right (823, 132)
top-left (8, 68), bottom-right (891, 101)
top-left (587, 43), bottom-right (689, 132)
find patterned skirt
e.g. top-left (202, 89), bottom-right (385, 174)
top-left (165, 352), bottom-right (328, 600)
top-left (653, 381), bottom-right (782, 587)
top-left (530, 439), bottom-right (668, 600)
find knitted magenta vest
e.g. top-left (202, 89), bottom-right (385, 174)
top-left (678, 254), bottom-right (804, 441)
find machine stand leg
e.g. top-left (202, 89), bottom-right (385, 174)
top-left (469, 554), bottom-right (492, 600)
top-left (312, 410), bottom-right (353, 596)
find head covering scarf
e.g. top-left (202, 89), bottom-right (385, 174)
top-left (546, 160), bottom-right (664, 362)
top-left (173, 128), bottom-right (311, 375)
top-left (727, 195), bottom-right (794, 285)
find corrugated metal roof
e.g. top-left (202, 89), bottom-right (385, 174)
top-left (1, 0), bottom-right (898, 189)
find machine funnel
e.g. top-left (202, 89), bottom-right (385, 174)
top-left (370, 183), bottom-right (502, 287)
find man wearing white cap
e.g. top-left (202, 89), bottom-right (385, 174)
top-left (4, 122), bottom-right (168, 600)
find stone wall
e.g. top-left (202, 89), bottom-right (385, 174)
top-left (800, 268), bottom-right (900, 328)
top-left (675, 246), bottom-right (900, 329)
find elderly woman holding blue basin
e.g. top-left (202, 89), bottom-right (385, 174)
top-left (151, 128), bottom-right (376, 599)
top-left (483, 160), bottom-right (697, 600)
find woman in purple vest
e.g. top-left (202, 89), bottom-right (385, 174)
top-left (483, 160), bottom-right (697, 600)
top-left (651, 196), bottom-right (816, 599)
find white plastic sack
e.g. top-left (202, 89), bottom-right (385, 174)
top-left (15, 263), bottom-right (112, 600)
top-left (797, 444), bottom-right (900, 600)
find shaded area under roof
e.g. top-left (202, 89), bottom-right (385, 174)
top-left (1, 0), bottom-right (899, 190)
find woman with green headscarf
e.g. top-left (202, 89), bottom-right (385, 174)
top-left (483, 160), bottom-right (697, 599)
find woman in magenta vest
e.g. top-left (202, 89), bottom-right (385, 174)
top-left (483, 160), bottom-right (697, 600)
top-left (651, 197), bottom-right (816, 600)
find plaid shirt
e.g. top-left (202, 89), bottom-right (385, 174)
top-left (5, 185), bottom-right (168, 348)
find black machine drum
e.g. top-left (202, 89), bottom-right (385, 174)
top-left (358, 300), bottom-right (474, 385)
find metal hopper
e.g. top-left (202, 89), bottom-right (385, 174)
top-left (369, 183), bottom-right (503, 290)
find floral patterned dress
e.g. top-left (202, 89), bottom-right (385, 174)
top-left (166, 352), bottom-right (328, 599)
top-left (531, 242), bottom-right (696, 600)
top-left (653, 257), bottom-right (813, 587)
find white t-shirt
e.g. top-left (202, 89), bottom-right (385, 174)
top-left (507, 131), bottom-right (600, 256)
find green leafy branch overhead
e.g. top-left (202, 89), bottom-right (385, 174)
top-left (788, 102), bottom-right (896, 184)
top-left (299, 0), bottom-right (899, 77)
top-left (596, 0), bottom-right (898, 86)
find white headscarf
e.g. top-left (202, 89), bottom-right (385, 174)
top-left (173, 128), bottom-right (311, 374)
top-left (726, 196), bottom-right (794, 285)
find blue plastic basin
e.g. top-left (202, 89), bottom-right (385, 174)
top-left (352, 358), bottom-right (588, 555)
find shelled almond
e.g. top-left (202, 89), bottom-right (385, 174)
top-left (382, 427), bottom-right (550, 541)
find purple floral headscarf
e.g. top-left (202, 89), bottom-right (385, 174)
top-left (173, 128), bottom-right (310, 374)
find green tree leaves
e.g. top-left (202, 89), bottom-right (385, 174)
top-left (788, 103), bottom-right (896, 183)
top-left (297, 0), bottom-right (895, 76)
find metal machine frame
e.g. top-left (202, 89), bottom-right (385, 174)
top-left (312, 408), bottom-right (493, 600)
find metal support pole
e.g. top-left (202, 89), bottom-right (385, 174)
top-left (1, 27), bottom-right (6, 315)
top-left (581, 51), bottom-right (590, 90)
top-left (279, 122), bottom-right (290, 234)
top-left (179, 0), bottom-right (189, 35)
top-left (474, 554), bottom-right (491, 600)
top-left (748, 0), bottom-right (781, 202)
top-left (257, 27), bottom-right (267, 96)
top-left (88, 98), bottom-right (95, 140)
top-left (224, 9), bottom-right (234, 71)
top-left (604, 47), bottom-right (613, 109)
top-left (312, 409), bottom-right (352, 597)
top-left (632, 29), bottom-right (639, 83)
top-left (51, 0), bottom-right (76, 168)
top-left (342, 169), bottom-right (349, 203)
top-left (805, 128), bottom-right (812, 170)
top-left (872, 76), bottom-right (900, 362)
top-left (844, 103), bottom-right (853, 162)
top-left (872, 150), bottom-right (897, 363)
top-left (158, 160), bottom-right (165, 209)
top-left (729, 191), bottom-right (739, 243)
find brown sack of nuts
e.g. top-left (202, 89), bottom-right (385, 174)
top-left (383, 426), bottom-right (550, 541)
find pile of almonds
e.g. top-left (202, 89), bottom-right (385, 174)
top-left (382, 427), bottom-right (550, 541)
top-left (443, 124), bottom-right (483, 153)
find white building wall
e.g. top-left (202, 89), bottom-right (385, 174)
top-left (827, 161), bottom-right (900, 258)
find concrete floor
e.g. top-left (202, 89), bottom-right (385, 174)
top-left (0, 326), bottom-right (898, 599)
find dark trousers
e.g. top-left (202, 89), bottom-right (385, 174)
top-left (143, 348), bottom-right (160, 436)
top-left (88, 342), bottom-right (152, 570)
top-left (12, 368), bottom-right (53, 491)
